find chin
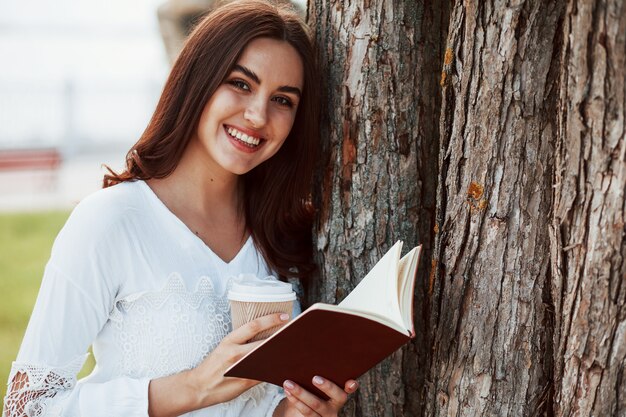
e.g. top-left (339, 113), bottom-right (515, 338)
top-left (232, 168), bottom-right (252, 176)
top-left (225, 156), bottom-right (271, 176)
top-left (226, 163), bottom-right (257, 176)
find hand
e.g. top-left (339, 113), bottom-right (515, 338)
top-left (188, 313), bottom-right (291, 408)
top-left (278, 376), bottom-right (358, 416)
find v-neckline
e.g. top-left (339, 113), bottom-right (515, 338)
top-left (138, 180), bottom-right (252, 266)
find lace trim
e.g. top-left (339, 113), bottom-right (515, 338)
top-left (219, 383), bottom-right (268, 411)
top-left (109, 273), bottom-right (233, 379)
top-left (263, 386), bottom-right (286, 417)
top-left (108, 273), bottom-right (273, 410)
top-left (3, 355), bottom-right (86, 417)
top-left (109, 273), bottom-right (228, 322)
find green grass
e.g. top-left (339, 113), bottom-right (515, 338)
top-left (0, 211), bottom-right (95, 401)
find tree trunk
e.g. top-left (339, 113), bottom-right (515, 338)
top-left (309, 0), bottom-right (626, 416)
top-left (551, 1), bottom-right (626, 415)
top-left (427, 1), bottom-right (563, 415)
top-left (308, 1), bottom-right (446, 415)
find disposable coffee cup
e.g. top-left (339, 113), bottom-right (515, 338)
top-left (228, 274), bottom-right (296, 341)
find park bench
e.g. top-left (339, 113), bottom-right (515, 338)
top-left (0, 148), bottom-right (62, 171)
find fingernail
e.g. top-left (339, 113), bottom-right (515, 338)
top-left (313, 376), bottom-right (324, 385)
top-left (284, 380), bottom-right (295, 389)
top-left (280, 313), bottom-right (290, 321)
top-left (349, 381), bottom-right (358, 390)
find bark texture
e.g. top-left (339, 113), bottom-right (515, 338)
top-left (551, 1), bottom-right (626, 415)
top-left (308, 1), bottom-right (446, 415)
top-left (428, 1), bottom-right (562, 415)
top-left (310, 0), bottom-right (625, 416)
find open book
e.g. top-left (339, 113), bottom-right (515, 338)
top-left (224, 241), bottom-right (422, 398)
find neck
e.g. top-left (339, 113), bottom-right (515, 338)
top-left (148, 139), bottom-right (243, 219)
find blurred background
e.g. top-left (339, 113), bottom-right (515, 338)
top-left (0, 0), bottom-right (305, 401)
top-left (0, 0), bottom-right (169, 211)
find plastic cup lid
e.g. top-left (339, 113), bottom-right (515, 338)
top-left (228, 274), bottom-right (296, 302)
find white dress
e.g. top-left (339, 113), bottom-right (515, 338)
top-left (2, 180), bottom-right (295, 417)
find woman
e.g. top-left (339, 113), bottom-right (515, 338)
top-left (2, 1), bottom-right (357, 416)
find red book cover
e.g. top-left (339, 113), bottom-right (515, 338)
top-left (224, 305), bottom-right (413, 398)
top-left (225, 242), bottom-right (421, 399)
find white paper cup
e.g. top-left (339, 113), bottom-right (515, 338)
top-left (228, 274), bottom-right (296, 341)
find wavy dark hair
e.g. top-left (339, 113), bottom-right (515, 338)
top-left (103, 0), bottom-right (319, 280)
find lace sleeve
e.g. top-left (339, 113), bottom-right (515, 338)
top-left (264, 389), bottom-right (286, 417)
top-left (2, 260), bottom-right (150, 417)
top-left (2, 360), bottom-right (150, 417)
top-left (3, 356), bottom-right (86, 417)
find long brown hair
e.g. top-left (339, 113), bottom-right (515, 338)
top-left (104, 0), bottom-right (319, 280)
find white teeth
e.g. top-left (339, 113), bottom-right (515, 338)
top-left (226, 126), bottom-right (261, 147)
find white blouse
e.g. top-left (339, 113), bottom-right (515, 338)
top-left (3, 180), bottom-right (295, 417)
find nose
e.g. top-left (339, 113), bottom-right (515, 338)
top-left (244, 97), bottom-right (268, 129)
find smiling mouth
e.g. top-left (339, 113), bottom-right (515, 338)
top-left (225, 125), bottom-right (264, 148)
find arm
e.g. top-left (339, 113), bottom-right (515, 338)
top-left (4, 276), bottom-right (290, 417)
top-left (3, 264), bottom-right (151, 417)
top-left (147, 313), bottom-right (291, 417)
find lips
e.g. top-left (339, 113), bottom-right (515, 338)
top-left (225, 125), bottom-right (264, 148)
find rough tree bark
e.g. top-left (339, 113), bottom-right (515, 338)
top-left (309, 0), bottom-right (625, 416)
top-left (308, 1), bottom-right (446, 415)
top-left (551, 1), bottom-right (626, 415)
top-left (427, 1), bottom-right (563, 416)
top-left (425, 2), bottom-right (560, 416)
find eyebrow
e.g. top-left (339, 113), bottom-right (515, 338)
top-left (233, 64), bottom-right (302, 98)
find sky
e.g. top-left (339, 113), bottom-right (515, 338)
top-left (0, 0), bottom-right (172, 152)
top-left (0, 0), bottom-right (308, 153)
top-left (0, 0), bottom-right (167, 80)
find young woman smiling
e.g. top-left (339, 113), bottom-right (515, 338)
top-left (2, 1), bottom-right (357, 417)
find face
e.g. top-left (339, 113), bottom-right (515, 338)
top-left (192, 37), bottom-right (304, 177)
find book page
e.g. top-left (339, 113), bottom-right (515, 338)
top-left (309, 303), bottom-right (408, 334)
top-left (338, 241), bottom-right (405, 330)
top-left (397, 246), bottom-right (421, 332)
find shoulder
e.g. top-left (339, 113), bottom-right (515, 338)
top-left (51, 181), bottom-right (149, 256)
top-left (63, 181), bottom-right (146, 232)
top-left (74, 181), bottom-right (145, 214)
top-left (72, 180), bottom-right (145, 221)
top-left (41, 181), bottom-right (153, 292)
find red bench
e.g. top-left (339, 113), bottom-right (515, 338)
top-left (0, 149), bottom-right (62, 171)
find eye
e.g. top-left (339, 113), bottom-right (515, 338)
top-left (273, 96), bottom-right (294, 108)
top-left (227, 79), bottom-right (250, 91)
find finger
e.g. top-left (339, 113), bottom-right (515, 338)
top-left (223, 376), bottom-right (260, 391)
top-left (221, 336), bottom-right (272, 368)
top-left (224, 342), bottom-right (261, 367)
top-left (226, 313), bottom-right (290, 344)
top-left (344, 379), bottom-right (359, 394)
top-left (312, 376), bottom-right (349, 408)
top-left (284, 388), bottom-right (321, 416)
top-left (232, 338), bottom-right (265, 360)
top-left (283, 380), bottom-right (330, 415)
